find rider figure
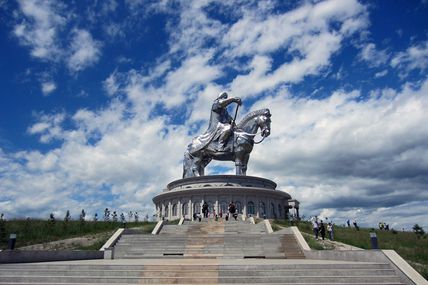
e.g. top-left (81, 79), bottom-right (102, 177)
top-left (208, 92), bottom-right (241, 151)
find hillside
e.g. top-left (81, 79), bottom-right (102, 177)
top-left (0, 219), bottom-right (156, 250)
top-left (273, 220), bottom-right (428, 279)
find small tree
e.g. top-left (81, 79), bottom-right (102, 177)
top-left (64, 210), bottom-right (71, 222)
top-left (93, 213), bottom-right (98, 222)
top-left (79, 209), bottom-right (86, 228)
top-left (413, 224), bottom-right (425, 238)
top-left (134, 212), bottom-right (139, 222)
top-left (0, 213), bottom-right (6, 245)
top-left (112, 211), bottom-right (118, 222)
top-left (104, 208), bottom-right (110, 222)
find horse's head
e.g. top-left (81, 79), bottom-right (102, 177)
top-left (257, 109), bottom-right (271, 138)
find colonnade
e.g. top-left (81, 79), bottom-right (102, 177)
top-left (155, 196), bottom-right (294, 221)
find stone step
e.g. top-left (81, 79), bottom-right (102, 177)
top-left (0, 275), bottom-right (404, 284)
top-left (0, 280), bottom-right (405, 285)
top-left (0, 268), bottom-right (398, 277)
top-left (0, 262), bottom-right (394, 270)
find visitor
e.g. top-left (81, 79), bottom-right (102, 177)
top-left (225, 213), bottom-right (229, 221)
top-left (193, 212), bottom-right (197, 221)
top-left (346, 219), bottom-right (351, 227)
top-left (353, 219), bottom-right (359, 230)
top-left (229, 201), bottom-right (236, 215)
top-left (327, 222), bottom-right (334, 240)
top-left (202, 202), bottom-right (208, 218)
top-left (312, 217), bottom-right (319, 240)
top-left (319, 220), bottom-right (326, 240)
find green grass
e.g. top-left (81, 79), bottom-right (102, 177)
top-left (290, 220), bottom-right (428, 279)
top-left (0, 219), bottom-right (156, 249)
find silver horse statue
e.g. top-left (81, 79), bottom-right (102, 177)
top-left (183, 108), bottom-right (271, 178)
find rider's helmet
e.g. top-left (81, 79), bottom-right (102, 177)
top-left (216, 91), bottom-right (228, 100)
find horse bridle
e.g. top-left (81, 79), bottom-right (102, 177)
top-left (234, 115), bottom-right (270, 144)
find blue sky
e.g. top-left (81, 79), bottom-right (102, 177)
top-left (1, 0), bottom-right (428, 229)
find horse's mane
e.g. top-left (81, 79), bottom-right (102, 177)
top-left (237, 108), bottom-right (270, 129)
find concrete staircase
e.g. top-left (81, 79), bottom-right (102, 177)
top-left (0, 259), bottom-right (406, 284)
top-left (0, 219), bottom-right (413, 284)
top-left (114, 218), bottom-right (305, 259)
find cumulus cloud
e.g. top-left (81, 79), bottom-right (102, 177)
top-left (248, 79), bottom-right (428, 228)
top-left (41, 81), bottom-right (56, 95)
top-left (13, 1), bottom-right (102, 74)
top-left (67, 29), bottom-right (102, 72)
top-left (359, 43), bottom-right (389, 67)
top-left (27, 112), bottom-right (65, 143)
top-left (13, 0), bottom-right (66, 59)
top-left (224, 0), bottom-right (369, 97)
top-left (391, 40), bottom-right (428, 76)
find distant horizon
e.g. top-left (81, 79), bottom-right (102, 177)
top-left (1, 0), bottom-right (427, 230)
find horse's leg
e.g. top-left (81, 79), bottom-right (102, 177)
top-left (235, 150), bottom-right (244, 175)
top-left (183, 151), bottom-right (194, 178)
top-left (241, 153), bottom-right (250, 175)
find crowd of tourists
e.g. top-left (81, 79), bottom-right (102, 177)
top-left (192, 201), bottom-right (238, 222)
top-left (378, 222), bottom-right (390, 230)
top-left (311, 216), bottom-right (334, 241)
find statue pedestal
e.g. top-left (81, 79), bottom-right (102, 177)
top-left (153, 175), bottom-right (296, 221)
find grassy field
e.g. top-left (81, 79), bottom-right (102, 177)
top-left (272, 219), bottom-right (428, 279)
top-left (0, 219), bottom-right (156, 249)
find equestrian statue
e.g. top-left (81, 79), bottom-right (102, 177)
top-left (183, 92), bottom-right (271, 178)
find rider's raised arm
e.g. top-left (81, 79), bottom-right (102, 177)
top-left (218, 97), bottom-right (241, 108)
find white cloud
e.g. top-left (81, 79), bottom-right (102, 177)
top-left (13, 0), bottom-right (66, 60)
top-left (359, 43), bottom-right (389, 67)
top-left (67, 29), bottom-right (102, 72)
top-left (13, 1), bottom-right (104, 74)
top-left (391, 40), bottom-right (428, 75)
top-left (103, 72), bottom-right (120, 96)
top-left (247, 78), bottom-right (428, 228)
top-left (374, 70), bottom-right (388, 78)
top-left (41, 81), bottom-right (56, 95)
top-left (27, 113), bottom-right (65, 143)
top-left (223, 0), bottom-right (368, 98)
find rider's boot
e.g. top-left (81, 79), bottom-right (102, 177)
top-left (218, 130), bottom-right (231, 151)
top-left (218, 140), bottom-right (226, 151)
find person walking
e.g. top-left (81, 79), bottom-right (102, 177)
top-left (202, 202), bottom-right (209, 218)
top-left (327, 222), bottom-right (334, 240)
top-left (353, 219), bottom-right (359, 230)
top-left (312, 217), bottom-right (319, 240)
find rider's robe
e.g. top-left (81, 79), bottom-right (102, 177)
top-left (188, 100), bottom-right (233, 153)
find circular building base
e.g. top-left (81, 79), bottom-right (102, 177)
top-left (153, 175), bottom-right (294, 220)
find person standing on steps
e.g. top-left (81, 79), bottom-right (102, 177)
top-left (319, 220), bottom-right (326, 240)
top-left (228, 201), bottom-right (236, 218)
top-left (202, 202), bottom-right (208, 218)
